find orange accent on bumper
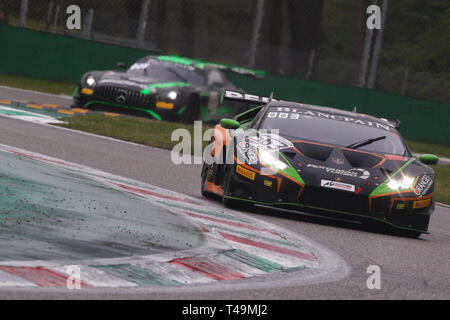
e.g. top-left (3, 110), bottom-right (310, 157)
top-left (156, 101), bottom-right (174, 109)
top-left (205, 181), bottom-right (224, 196)
top-left (81, 88), bottom-right (94, 95)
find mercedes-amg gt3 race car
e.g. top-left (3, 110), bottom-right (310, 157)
top-left (201, 90), bottom-right (439, 237)
top-left (72, 55), bottom-right (263, 123)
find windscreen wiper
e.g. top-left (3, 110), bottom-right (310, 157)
top-left (346, 136), bottom-right (386, 150)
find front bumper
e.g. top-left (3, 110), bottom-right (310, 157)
top-left (72, 86), bottom-right (184, 121)
top-left (225, 166), bottom-right (433, 233)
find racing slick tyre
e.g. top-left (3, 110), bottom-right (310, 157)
top-left (182, 95), bottom-right (200, 124)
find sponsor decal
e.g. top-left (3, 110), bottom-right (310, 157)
top-left (268, 108), bottom-right (393, 131)
top-left (412, 198), bottom-right (431, 209)
top-left (307, 164), bottom-right (370, 180)
top-left (332, 157), bottom-right (345, 165)
top-left (236, 165), bottom-right (256, 181)
top-left (263, 180), bottom-right (273, 187)
top-left (224, 91), bottom-right (278, 104)
top-left (396, 203), bottom-right (406, 210)
top-left (237, 140), bottom-right (259, 165)
top-left (248, 134), bottom-right (293, 152)
top-left (354, 187), bottom-right (363, 194)
top-left (413, 175), bottom-right (432, 196)
top-left (321, 179), bottom-right (355, 192)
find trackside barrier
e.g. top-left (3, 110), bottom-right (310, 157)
top-left (0, 25), bottom-right (448, 144)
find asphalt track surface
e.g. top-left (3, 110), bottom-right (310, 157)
top-left (0, 87), bottom-right (449, 299)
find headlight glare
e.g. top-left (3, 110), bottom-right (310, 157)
top-left (167, 91), bottom-right (178, 100)
top-left (386, 175), bottom-right (415, 190)
top-left (258, 149), bottom-right (289, 171)
top-left (85, 75), bottom-right (96, 87)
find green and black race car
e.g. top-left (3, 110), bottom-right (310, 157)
top-left (72, 55), bottom-right (264, 123)
top-left (201, 90), bottom-right (439, 238)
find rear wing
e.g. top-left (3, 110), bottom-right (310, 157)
top-left (220, 89), bottom-right (280, 105)
top-left (154, 55), bottom-right (265, 79)
top-left (209, 64), bottom-right (265, 79)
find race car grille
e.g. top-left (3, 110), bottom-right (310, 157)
top-left (96, 86), bottom-right (154, 107)
top-left (300, 186), bottom-right (369, 214)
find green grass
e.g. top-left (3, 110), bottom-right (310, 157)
top-left (433, 165), bottom-right (450, 205)
top-left (405, 139), bottom-right (450, 159)
top-left (0, 73), bottom-right (77, 96)
top-left (58, 114), bottom-right (211, 155)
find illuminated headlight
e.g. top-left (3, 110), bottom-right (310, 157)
top-left (386, 175), bottom-right (415, 190)
top-left (85, 75), bottom-right (96, 87)
top-left (258, 149), bottom-right (289, 171)
top-left (167, 91), bottom-right (178, 100)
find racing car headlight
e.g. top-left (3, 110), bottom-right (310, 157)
top-left (258, 149), bottom-right (289, 171)
top-left (85, 75), bottom-right (96, 87)
top-left (386, 175), bottom-right (415, 190)
top-left (167, 91), bottom-right (178, 100)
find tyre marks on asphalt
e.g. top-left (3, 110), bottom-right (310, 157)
top-left (0, 143), bottom-right (348, 289)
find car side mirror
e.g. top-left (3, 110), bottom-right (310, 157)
top-left (220, 118), bottom-right (240, 130)
top-left (116, 62), bottom-right (126, 70)
top-left (419, 154), bottom-right (439, 165)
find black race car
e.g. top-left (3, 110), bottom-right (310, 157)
top-left (201, 90), bottom-right (439, 238)
top-left (72, 55), bottom-right (264, 123)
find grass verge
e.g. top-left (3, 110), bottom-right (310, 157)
top-left (405, 139), bottom-right (450, 159)
top-left (433, 165), bottom-right (450, 205)
top-left (57, 113), bottom-right (211, 153)
top-left (0, 73), bottom-right (77, 96)
top-left (59, 114), bottom-right (449, 204)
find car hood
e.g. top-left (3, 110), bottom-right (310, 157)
top-left (237, 131), bottom-right (434, 197)
top-left (95, 71), bottom-right (192, 93)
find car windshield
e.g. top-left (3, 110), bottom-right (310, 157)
top-left (260, 106), bottom-right (408, 155)
top-left (128, 60), bottom-right (205, 86)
